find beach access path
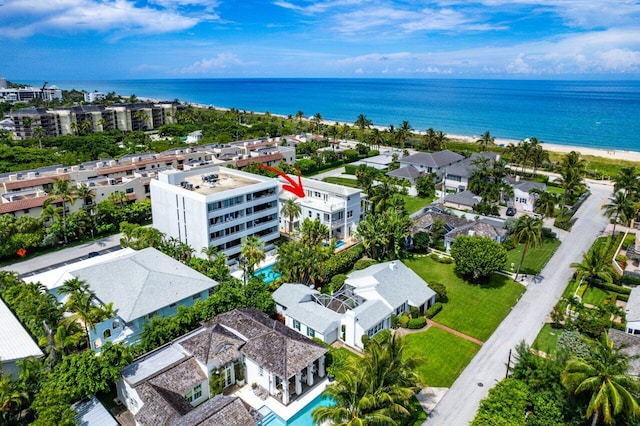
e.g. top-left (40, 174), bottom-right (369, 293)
top-left (425, 181), bottom-right (612, 426)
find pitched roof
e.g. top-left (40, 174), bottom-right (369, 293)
top-left (272, 283), bottom-right (317, 309)
top-left (401, 150), bottom-right (464, 168)
top-left (346, 260), bottom-right (436, 309)
top-left (608, 329), bottom-right (640, 376)
top-left (0, 195), bottom-right (49, 214)
top-left (147, 357), bottom-right (207, 396)
top-left (286, 301), bottom-right (342, 335)
top-left (446, 152), bottom-right (499, 178)
top-left (351, 300), bottom-right (392, 330)
top-left (171, 395), bottom-right (256, 426)
top-left (411, 211), bottom-right (470, 235)
top-left (504, 177), bottom-right (546, 194)
top-left (627, 287), bottom-right (640, 322)
top-left (386, 165), bottom-right (422, 179)
top-left (72, 396), bottom-right (118, 426)
top-left (71, 247), bottom-right (218, 322)
top-left (443, 190), bottom-right (481, 207)
top-left (0, 298), bottom-right (43, 363)
top-left (134, 382), bottom-right (191, 425)
top-left (235, 152), bottom-right (284, 168)
top-left (179, 324), bottom-right (244, 366)
top-left (445, 221), bottom-right (507, 240)
top-left (3, 173), bottom-right (70, 191)
top-left (211, 308), bottom-right (328, 379)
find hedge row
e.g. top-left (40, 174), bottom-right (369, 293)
top-left (407, 317), bottom-right (427, 329)
top-left (622, 274), bottom-right (640, 286)
top-left (591, 280), bottom-right (631, 295)
top-left (425, 302), bottom-right (443, 319)
top-left (318, 244), bottom-right (364, 282)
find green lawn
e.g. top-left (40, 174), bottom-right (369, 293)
top-left (581, 286), bottom-right (611, 306)
top-left (532, 323), bottom-right (560, 355)
top-left (396, 194), bottom-right (436, 214)
top-left (403, 327), bottom-right (481, 387)
top-left (322, 176), bottom-right (360, 188)
top-left (505, 238), bottom-right (561, 275)
top-left (546, 186), bottom-right (565, 196)
top-left (404, 258), bottom-right (525, 341)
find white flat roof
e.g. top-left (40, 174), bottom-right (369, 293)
top-left (0, 298), bottom-right (43, 363)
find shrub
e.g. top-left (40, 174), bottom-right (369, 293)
top-left (410, 305), bottom-right (420, 318)
top-left (616, 255), bottom-right (628, 270)
top-left (617, 293), bottom-right (630, 302)
top-left (502, 236), bottom-right (517, 251)
top-left (591, 280), bottom-right (631, 295)
top-left (429, 253), bottom-right (453, 264)
top-left (429, 282), bottom-right (448, 303)
top-left (353, 257), bottom-right (378, 270)
top-left (391, 314), bottom-right (399, 329)
top-left (398, 313), bottom-right (410, 328)
top-left (407, 317), bottom-right (427, 329)
top-left (318, 245), bottom-right (364, 282)
top-left (425, 302), bottom-right (443, 319)
top-left (344, 164), bottom-right (357, 175)
top-left (622, 274), bottom-right (640, 286)
top-left (623, 234), bottom-right (636, 250)
top-left (541, 227), bottom-right (557, 239)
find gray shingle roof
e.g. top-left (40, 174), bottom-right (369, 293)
top-left (608, 329), bottom-right (640, 376)
top-left (444, 190), bottom-right (482, 207)
top-left (347, 261), bottom-right (436, 309)
top-left (171, 395), bottom-right (256, 426)
top-left (147, 357), bottom-right (207, 396)
top-left (445, 221), bottom-right (507, 240)
top-left (351, 300), bottom-right (392, 330)
top-left (272, 283), bottom-right (317, 309)
top-left (627, 287), bottom-right (640, 322)
top-left (211, 308), bottom-right (328, 379)
top-left (71, 248), bottom-right (218, 322)
top-left (286, 301), bottom-right (342, 335)
top-left (179, 324), bottom-right (244, 366)
top-left (412, 211), bottom-right (470, 235)
top-left (401, 150), bottom-right (464, 168)
top-left (446, 152), bottom-right (499, 178)
top-left (386, 165), bottom-right (422, 179)
top-left (503, 177), bottom-right (546, 194)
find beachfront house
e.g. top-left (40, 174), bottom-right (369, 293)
top-left (443, 152), bottom-right (500, 192)
top-left (116, 308), bottom-right (327, 425)
top-left (273, 260), bottom-right (436, 350)
top-left (279, 176), bottom-right (363, 240)
top-left (26, 247), bottom-right (219, 351)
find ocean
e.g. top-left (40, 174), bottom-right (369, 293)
top-left (42, 78), bottom-right (640, 152)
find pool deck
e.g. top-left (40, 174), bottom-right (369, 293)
top-left (233, 378), bottom-right (329, 421)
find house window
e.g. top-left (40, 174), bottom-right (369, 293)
top-left (112, 320), bottom-right (120, 329)
top-left (259, 366), bottom-right (264, 376)
top-left (308, 211), bottom-right (312, 217)
top-left (185, 384), bottom-right (202, 403)
top-left (307, 327), bottom-right (315, 338)
top-left (192, 294), bottom-right (201, 301)
top-left (125, 188), bottom-right (134, 194)
top-left (293, 320), bottom-right (300, 331)
top-left (103, 329), bottom-right (111, 339)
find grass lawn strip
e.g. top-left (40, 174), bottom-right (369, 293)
top-left (505, 238), bottom-right (561, 275)
top-left (322, 176), bottom-right (360, 188)
top-left (396, 194), bottom-right (436, 214)
top-left (403, 327), bottom-right (480, 387)
top-left (404, 258), bottom-right (525, 341)
top-left (532, 322), bottom-right (560, 355)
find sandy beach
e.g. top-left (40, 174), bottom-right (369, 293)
top-left (448, 134), bottom-right (640, 163)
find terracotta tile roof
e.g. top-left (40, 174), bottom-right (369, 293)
top-left (3, 174), bottom-right (69, 191)
top-left (0, 196), bottom-right (48, 214)
top-left (97, 164), bottom-right (137, 175)
top-left (235, 153), bottom-right (284, 168)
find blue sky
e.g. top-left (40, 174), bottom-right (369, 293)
top-left (2, 0), bottom-right (640, 79)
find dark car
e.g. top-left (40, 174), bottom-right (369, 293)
top-left (88, 251), bottom-right (101, 258)
top-left (506, 207), bottom-right (517, 216)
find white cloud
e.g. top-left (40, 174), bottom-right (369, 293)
top-left (0, 0), bottom-right (217, 39)
top-left (179, 53), bottom-right (243, 74)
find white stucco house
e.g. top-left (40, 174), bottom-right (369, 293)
top-left (626, 287), bottom-right (640, 336)
top-left (504, 176), bottom-right (546, 212)
top-left (273, 260), bottom-right (436, 350)
top-left (0, 298), bottom-right (43, 378)
top-left (117, 308), bottom-right (327, 425)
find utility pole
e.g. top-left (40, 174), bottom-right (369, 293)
top-left (505, 348), bottom-right (512, 379)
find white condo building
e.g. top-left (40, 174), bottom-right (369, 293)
top-left (151, 166), bottom-right (280, 261)
top-left (279, 176), bottom-right (363, 240)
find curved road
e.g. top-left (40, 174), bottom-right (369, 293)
top-left (426, 182), bottom-right (612, 425)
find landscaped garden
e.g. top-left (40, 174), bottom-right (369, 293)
top-left (403, 327), bottom-right (481, 387)
top-left (396, 193), bottom-right (436, 214)
top-left (504, 238), bottom-right (561, 275)
top-left (404, 257), bottom-right (526, 341)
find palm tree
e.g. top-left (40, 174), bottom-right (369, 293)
top-left (312, 112), bottom-right (323, 134)
top-left (46, 177), bottom-right (76, 244)
top-left (603, 191), bottom-right (633, 235)
top-left (97, 118), bottom-right (108, 131)
top-left (76, 183), bottom-right (95, 209)
top-left (571, 243), bottom-right (616, 286)
top-left (239, 235), bottom-right (265, 281)
top-left (40, 201), bottom-right (62, 230)
top-left (299, 218), bottom-right (330, 246)
top-left (32, 125), bottom-right (45, 149)
top-left (295, 110), bottom-right (305, 123)
top-left (561, 333), bottom-right (640, 425)
top-left (557, 151), bottom-right (586, 212)
top-left (354, 114), bottom-right (372, 141)
top-left (0, 374), bottom-right (27, 424)
top-left (280, 197), bottom-right (302, 235)
top-left (532, 189), bottom-right (558, 218)
top-left (476, 130), bottom-right (495, 152)
top-left (368, 128), bottom-right (385, 150)
top-left (613, 166), bottom-right (639, 196)
top-left (368, 179), bottom-right (399, 213)
top-left (512, 215), bottom-right (543, 280)
top-left (530, 141), bottom-right (549, 177)
top-left (396, 120), bottom-right (412, 149)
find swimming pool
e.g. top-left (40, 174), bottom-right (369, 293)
top-left (255, 263), bottom-right (281, 284)
top-left (262, 394), bottom-right (335, 426)
top-left (321, 240), bottom-right (346, 248)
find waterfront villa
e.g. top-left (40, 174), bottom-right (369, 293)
top-left (273, 260), bottom-right (436, 350)
top-left (26, 247), bottom-right (219, 351)
top-left (116, 308), bottom-right (328, 425)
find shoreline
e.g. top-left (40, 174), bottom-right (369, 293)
top-left (139, 96), bottom-right (640, 163)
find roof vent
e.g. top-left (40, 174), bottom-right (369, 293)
top-left (389, 261), bottom-right (397, 270)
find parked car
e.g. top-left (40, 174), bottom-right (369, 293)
top-left (506, 207), bottom-right (516, 216)
top-left (88, 251), bottom-right (101, 258)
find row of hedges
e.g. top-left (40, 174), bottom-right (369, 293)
top-left (622, 273), bottom-right (640, 286)
top-left (425, 302), bottom-right (443, 319)
top-left (317, 244), bottom-right (364, 282)
top-left (554, 190), bottom-right (591, 231)
top-left (591, 280), bottom-right (632, 295)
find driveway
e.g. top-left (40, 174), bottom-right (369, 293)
top-left (425, 182), bottom-right (612, 425)
top-left (1, 233), bottom-right (124, 277)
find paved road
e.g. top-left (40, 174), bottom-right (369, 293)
top-left (1, 233), bottom-right (124, 277)
top-left (426, 182), bottom-right (612, 425)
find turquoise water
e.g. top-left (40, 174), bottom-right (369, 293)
top-left (322, 240), bottom-right (346, 248)
top-left (264, 395), bottom-right (335, 426)
top-left (256, 263), bottom-right (281, 284)
top-left (43, 78), bottom-right (640, 151)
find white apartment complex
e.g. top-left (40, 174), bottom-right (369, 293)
top-left (279, 176), bottom-right (363, 240)
top-left (151, 166), bottom-right (280, 261)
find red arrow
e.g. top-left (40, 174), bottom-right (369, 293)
top-left (257, 164), bottom-right (306, 198)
